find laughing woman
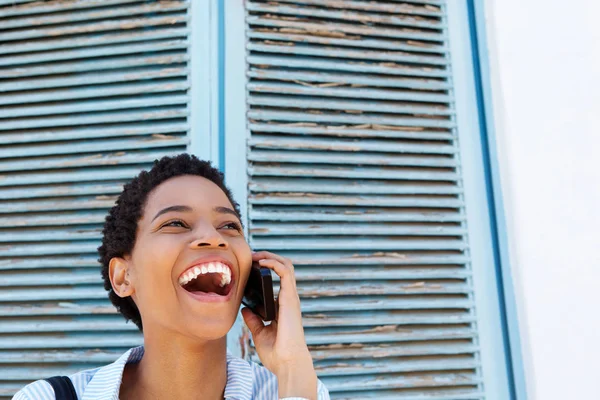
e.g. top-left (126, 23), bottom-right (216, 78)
top-left (13, 154), bottom-right (329, 400)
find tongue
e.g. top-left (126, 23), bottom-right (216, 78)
top-left (183, 273), bottom-right (225, 295)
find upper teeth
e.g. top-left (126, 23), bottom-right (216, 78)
top-left (178, 262), bottom-right (232, 287)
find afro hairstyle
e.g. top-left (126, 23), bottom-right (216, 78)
top-left (97, 153), bottom-right (242, 331)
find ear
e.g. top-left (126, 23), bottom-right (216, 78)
top-left (109, 256), bottom-right (135, 298)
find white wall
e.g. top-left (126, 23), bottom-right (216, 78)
top-left (484, 1), bottom-right (600, 399)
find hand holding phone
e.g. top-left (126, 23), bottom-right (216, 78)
top-left (241, 252), bottom-right (318, 398)
top-left (242, 261), bottom-right (276, 321)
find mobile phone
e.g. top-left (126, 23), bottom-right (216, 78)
top-left (242, 261), bottom-right (276, 322)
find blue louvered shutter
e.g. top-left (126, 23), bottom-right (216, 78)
top-left (0, 0), bottom-right (192, 396)
top-left (245, 1), bottom-right (491, 398)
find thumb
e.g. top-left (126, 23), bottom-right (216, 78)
top-left (241, 307), bottom-right (264, 337)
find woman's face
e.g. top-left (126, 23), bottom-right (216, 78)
top-left (119, 175), bottom-right (252, 340)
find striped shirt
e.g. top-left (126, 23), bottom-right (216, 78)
top-left (12, 346), bottom-right (330, 400)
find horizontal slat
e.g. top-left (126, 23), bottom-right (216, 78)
top-left (0, 78), bottom-right (188, 106)
top-left (249, 86), bottom-right (450, 107)
top-left (0, 212), bottom-right (106, 228)
top-left (247, 3), bottom-right (443, 29)
top-left (251, 208), bottom-right (464, 223)
top-left (2, 366), bottom-right (102, 381)
top-left (335, 388), bottom-right (484, 400)
top-left (0, 286), bottom-right (106, 302)
top-left (248, 165), bottom-right (458, 181)
top-left (0, 318), bottom-right (135, 334)
top-left (249, 31), bottom-right (446, 57)
top-left (0, 302), bottom-right (114, 317)
top-left (0, 242), bottom-right (100, 257)
top-left (252, 1), bottom-right (443, 17)
top-left (248, 43), bottom-right (447, 66)
top-left (311, 341), bottom-right (477, 360)
top-left (0, 0), bottom-right (36, 7)
top-left (0, 94), bottom-right (189, 119)
top-left (0, 149), bottom-right (182, 173)
top-left (0, 256), bottom-right (99, 271)
top-left (0, 270), bottom-right (101, 287)
top-left (248, 69), bottom-right (450, 90)
top-left (265, 252), bottom-right (470, 266)
top-left (248, 151), bottom-right (456, 167)
top-left (250, 179), bottom-right (460, 195)
top-left (0, 109), bottom-right (188, 131)
top-left (0, 68), bottom-right (187, 94)
top-left (249, 135), bottom-right (456, 154)
top-left (0, 228), bottom-right (101, 243)
top-left (252, 206), bottom-right (465, 222)
top-left (321, 372), bottom-right (480, 392)
top-left (0, 39), bottom-right (189, 67)
top-left (252, 237), bottom-right (467, 251)
top-left (0, 349), bottom-right (128, 363)
top-left (0, 28), bottom-right (189, 57)
top-left (0, 135), bottom-right (189, 159)
top-left (246, 16), bottom-right (442, 41)
top-left (248, 55), bottom-right (451, 78)
top-left (0, 182), bottom-right (126, 200)
top-left (293, 266), bottom-right (471, 281)
top-left (0, 196), bottom-right (115, 213)
top-left (0, 53), bottom-right (189, 78)
top-left (300, 297), bottom-right (472, 313)
top-left (0, 162), bottom-right (185, 187)
top-left (1, 1), bottom-right (187, 30)
top-left (1, 14), bottom-right (188, 43)
top-left (0, 122), bottom-right (190, 145)
top-left (295, 280), bottom-right (470, 297)
top-left (315, 357), bottom-right (478, 376)
top-left (249, 122), bottom-right (454, 140)
top-left (0, 333), bottom-right (140, 349)
top-left (305, 325), bottom-right (476, 345)
top-left (249, 93), bottom-right (451, 112)
top-left (303, 311), bottom-right (475, 328)
top-left (0, 0), bottom-right (144, 18)
top-left (250, 194), bottom-right (462, 207)
top-left (249, 110), bottom-right (454, 128)
top-left (250, 222), bottom-right (465, 236)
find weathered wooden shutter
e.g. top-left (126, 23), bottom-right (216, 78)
top-left (246, 1), bottom-right (486, 398)
top-left (0, 0), bottom-right (191, 396)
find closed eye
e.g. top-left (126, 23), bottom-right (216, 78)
top-left (221, 222), bottom-right (242, 232)
top-left (162, 219), bottom-right (188, 229)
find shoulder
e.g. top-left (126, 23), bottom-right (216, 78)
top-left (12, 368), bottom-right (99, 400)
top-left (226, 355), bottom-right (330, 400)
top-left (12, 379), bottom-right (53, 400)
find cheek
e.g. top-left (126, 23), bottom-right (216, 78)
top-left (131, 235), bottom-right (185, 292)
top-left (231, 238), bottom-right (253, 282)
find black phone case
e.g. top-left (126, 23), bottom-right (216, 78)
top-left (242, 263), bottom-right (276, 322)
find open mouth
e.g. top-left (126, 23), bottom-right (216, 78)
top-left (178, 262), bottom-right (234, 297)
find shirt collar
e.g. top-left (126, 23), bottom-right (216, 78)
top-left (82, 346), bottom-right (253, 400)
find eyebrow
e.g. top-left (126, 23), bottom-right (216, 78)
top-left (151, 205), bottom-right (241, 222)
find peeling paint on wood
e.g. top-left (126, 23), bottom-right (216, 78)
top-left (246, 0), bottom-right (484, 397)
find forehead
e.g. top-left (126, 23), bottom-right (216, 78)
top-left (143, 175), bottom-right (233, 216)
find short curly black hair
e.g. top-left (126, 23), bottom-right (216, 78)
top-left (97, 153), bottom-right (241, 331)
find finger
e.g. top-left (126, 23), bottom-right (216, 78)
top-left (258, 259), bottom-right (300, 310)
top-left (257, 258), bottom-right (296, 287)
top-left (252, 251), bottom-right (293, 268)
top-left (241, 307), bottom-right (265, 337)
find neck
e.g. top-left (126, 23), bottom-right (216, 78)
top-left (121, 329), bottom-right (228, 400)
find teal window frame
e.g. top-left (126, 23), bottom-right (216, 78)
top-left (468, 0), bottom-right (528, 398)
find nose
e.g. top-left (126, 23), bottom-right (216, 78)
top-left (188, 224), bottom-right (228, 249)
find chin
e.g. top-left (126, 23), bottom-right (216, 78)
top-left (180, 311), bottom-right (239, 340)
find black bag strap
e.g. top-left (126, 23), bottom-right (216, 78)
top-left (44, 376), bottom-right (78, 400)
